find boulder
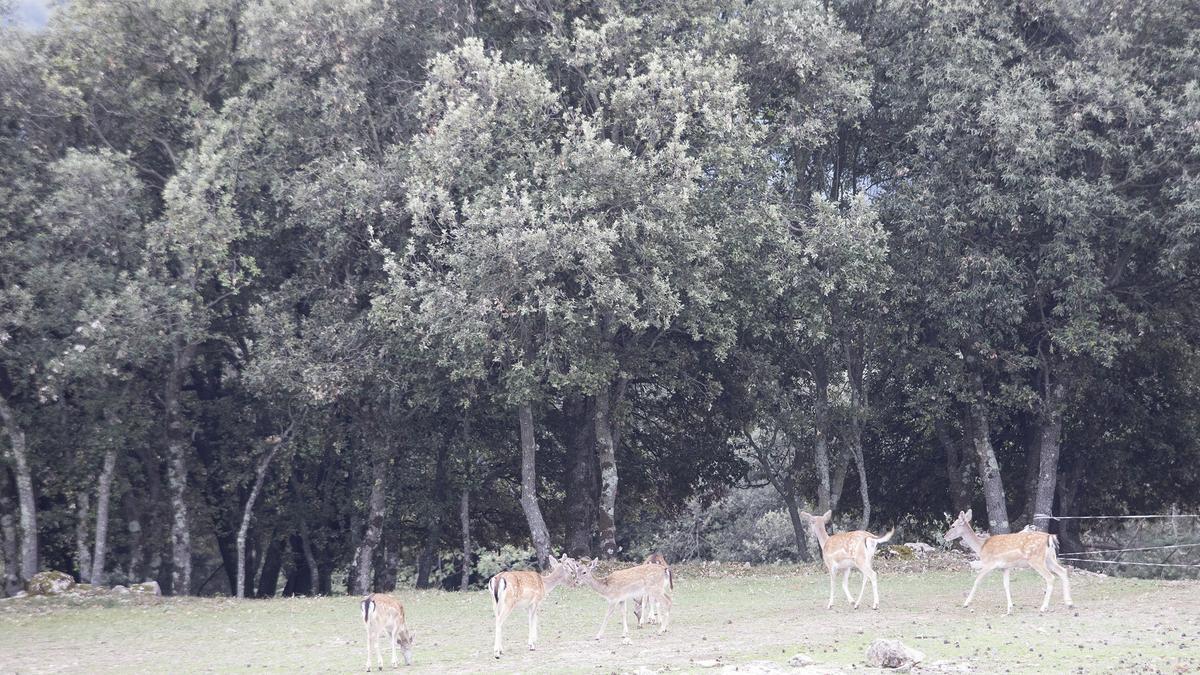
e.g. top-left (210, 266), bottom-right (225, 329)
top-left (25, 571), bottom-right (76, 596)
top-left (130, 580), bottom-right (161, 595)
top-left (866, 639), bottom-right (925, 669)
top-left (786, 653), bottom-right (816, 667)
top-left (905, 542), bottom-right (936, 555)
top-left (110, 585), bottom-right (129, 594)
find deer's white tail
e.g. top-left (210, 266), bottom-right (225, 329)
top-left (490, 575), bottom-right (505, 611)
top-left (666, 567), bottom-right (673, 590)
top-left (361, 596), bottom-right (375, 624)
top-left (872, 528), bottom-right (895, 545)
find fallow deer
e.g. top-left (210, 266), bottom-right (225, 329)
top-left (360, 593), bottom-right (414, 671)
top-left (488, 554), bottom-right (575, 659)
top-left (944, 509), bottom-right (1074, 614)
top-left (632, 552), bottom-right (673, 626)
top-left (801, 510), bottom-right (894, 610)
top-left (570, 558), bottom-right (671, 643)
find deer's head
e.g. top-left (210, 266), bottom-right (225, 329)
top-left (943, 509), bottom-right (974, 543)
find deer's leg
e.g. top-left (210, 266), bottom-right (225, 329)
top-left (1029, 558), bottom-right (1056, 612)
top-left (1002, 569), bottom-right (1014, 615)
top-left (656, 591), bottom-right (672, 634)
top-left (620, 599), bottom-right (632, 644)
top-left (869, 567), bottom-right (881, 610)
top-left (365, 623), bottom-right (373, 672)
top-left (493, 604), bottom-right (509, 658)
top-left (389, 624), bottom-right (399, 667)
top-left (527, 603), bottom-right (538, 650)
top-left (827, 567), bottom-right (837, 609)
top-left (854, 568), bottom-right (868, 609)
top-left (841, 568), bottom-right (854, 604)
top-left (964, 565), bottom-right (994, 608)
top-left (1047, 554), bottom-right (1074, 607)
top-left (596, 601), bottom-right (617, 639)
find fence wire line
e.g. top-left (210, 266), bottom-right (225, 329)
top-left (1063, 542), bottom-right (1200, 556)
top-left (1059, 558), bottom-right (1200, 569)
top-left (1035, 513), bottom-right (1200, 520)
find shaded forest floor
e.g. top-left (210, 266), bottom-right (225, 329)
top-left (1, 557), bottom-right (1198, 674)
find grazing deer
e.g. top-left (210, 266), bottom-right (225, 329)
top-left (361, 593), bottom-right (414, 671)
top-left (944, 509), bottom-right (1074, 614)
top-left (632, 553), bottom-right (673, 625)
top-left (801, 510), bottom-right (894, 610)
top-left (570, 558), bottom-right (671, 643)
top-left (488, 555), bottom-right (575, 659)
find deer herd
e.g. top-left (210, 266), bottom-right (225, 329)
top-left (359, 508), bottom-right (1075, 669)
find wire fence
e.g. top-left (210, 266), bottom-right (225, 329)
top-left (1031, 513), bottom-right (1200, 578)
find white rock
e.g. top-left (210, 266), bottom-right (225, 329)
top-left (865, 638), bottom-right (925, 669)
top-left (130, 580), bottom-right (161, 595)
top-left (786, 653), bottom-right (816, 667)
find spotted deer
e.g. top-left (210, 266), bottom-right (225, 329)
top-left (632, 553), bottom-right (673, 625)
top-left (488, 555), bottom-right (575, 659)
top-left (801, 510), bottom-right (894, 610)
top-left (944, 509), bottom-right (1074, 614)
top-left (360, 593), bottom-right (414, 671)
top-left (570, 558), bottom-right (671, 643)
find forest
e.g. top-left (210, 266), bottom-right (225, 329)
top-left (1, 0), bottom-right (1198, 599)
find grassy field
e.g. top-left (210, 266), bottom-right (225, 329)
top-left (1, 558), bottom-right (1198, 674)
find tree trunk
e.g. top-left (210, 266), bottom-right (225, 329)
top-left (352, 453), bottom-right (388, 595)
top-left (417, 443), bottom-right (449, 588)
top-left (255, 534), bottom-right (284, 598)
top-left (967, 379), bottom-right (1010, 534)
top-left (90, 449), bottom-right (118, 584)
top-left (1, 485), bottom-right (21, 595)
top-left (459, 483), bottom-right (471, 591)
top-left (935, 419), bottom-right (972, 514)
top-left (237, 441), bottom-right (281, 599)
top-left (517, 402), bottom-right (551, 568)
top-left (298, 517), bottom-right (319, 595)
top-left (284, 534), bottom-right (314, 596)
top-left (164, 340), bottom-right (198, 595)
top-left (848, 439), bottom-right (871, 529)
top-left (1030, 381), bottom-right (1065, 530)
top-left (844, 344), bottom-right (871, 529)
top-left (594, 387), bottom-right (620, 558)
top-left (378, 541), bottom-right (400, 592)
top-left (782, 494), bottom-right (813, 562)
top-left (0, 395), bottom-right (37, 581)
top-left (565, 396), bottom-right (597, 558)
top-left (829, 446), bottom-right (851, 513)
top-left (813, 366), bottom-right (832, 514)
top-left (1019, 417), bottom-right (1042, 528)
top-left (123, 492), bottom-right (145, 583)
top-left (75, 493), bottom-right (92, 583)
top-left (1055, 455), bottom-right (1084, 553)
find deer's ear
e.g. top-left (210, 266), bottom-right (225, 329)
top-left (964, 509), bottom-right (973, 522)
top-left (588, 559), bottom-right (598, 570)
top-left (822, 510), bottom-right (832, 521)
top-left (799, 511), bottom-right (811, 519)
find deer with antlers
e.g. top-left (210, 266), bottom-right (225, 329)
top-left (488, 555), bottom-right (575, 659)
top-left (361, 593), bottom-right (414, 671)
top-left (944, 509), bottom-right (1074, 614)
top-left (801, 510), bottom-right (894, 610)
top-left (569, 558), bottom-right (672, 643)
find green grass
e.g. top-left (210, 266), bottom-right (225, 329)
top-left (1, 561), bottom-right (1198, 673)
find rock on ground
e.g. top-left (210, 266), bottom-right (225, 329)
top-left (25, 571), bottom-right (75, 596)
top-left (865, 638), bottom-right (925, 669)
top-left (787, 653), bottom-right (816, 667)
top-left (130, 580), bottom-right (161, 595)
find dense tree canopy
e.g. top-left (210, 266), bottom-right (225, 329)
top-left (1, 0), bottom-right (1198, 596)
